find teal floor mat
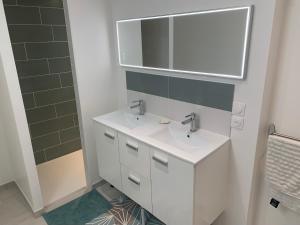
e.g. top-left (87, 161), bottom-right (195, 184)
top-left (43, 190), bottom-right (164, 225)
top-left (43, 190), bottom-right (112, 225)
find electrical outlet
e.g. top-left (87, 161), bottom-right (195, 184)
top-left (232, 102), bottom-right (246, 116)
top-left (231, 115), bottom-right (244, 130)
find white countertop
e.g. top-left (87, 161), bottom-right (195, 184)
top-left (93, 109), bottom-right (230, 165)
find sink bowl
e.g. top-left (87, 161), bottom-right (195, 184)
top-left (103, 110), bottom-right (155, 129)
top-left (150, 122), bottom-right (225, 153)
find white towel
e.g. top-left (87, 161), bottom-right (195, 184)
top-left (265, 135), bottom-right (300, 213)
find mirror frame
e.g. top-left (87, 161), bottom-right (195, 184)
top-left (116, 6), bottom-right (253, 80)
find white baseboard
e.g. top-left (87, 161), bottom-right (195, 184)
top-left (42, 186), bottom-right (90, 213)
top-left (0, 178), bottom-right (13, 187)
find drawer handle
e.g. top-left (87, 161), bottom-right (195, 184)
top-left (126, 142), bottom-right (139, 152)
top-left (104, 131), bottom-right (115, 140)
top-left (128, 175), bottom-right (140, 186)
top-left (152, 155), bottom-right (168, 167)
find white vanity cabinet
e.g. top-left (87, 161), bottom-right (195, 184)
top-left (94, 113), bottom-right (229, 225)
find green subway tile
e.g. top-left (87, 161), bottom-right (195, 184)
top-left (17, 0), bottom-right (63, 8)
top-left (34, 151), bottom-right (46, 164)
top-left (74, 114), bottom-right (79, 126)
top-left (52, 26), bottom-right (67, 41)
top-left (60, 127), bottom-right (80, 143)
top-left (169, 77), bottom-right (234, 111)
top-left (60, 72), bottom-right (73, 87)
top-left (22, 93), bottom-right (35, 109)
top-left (31, 132), bottom-right (60, 152)
top-left (26, 105), bottom-right (56, 123)
top-left (35, 87), bottom-right (75, 106)
top-left (4, 6), bottom-right (41, 24)
top-left (8, 25), bottom-right (53, 43)
top-left (4, 0), bottom-right (79, 164)
top-left (26, 42), bottom-right (69, 59)
top-left (40, 8), bottom-right (65, 25)
top-left (16, 59), bottom-right (49, 77)
top-left (12, 43), bottom-right (26, 60)
top-left (19, 75), bottom-right (61, 93)
top-left (48, 57), bottom-right (71, 73)
top-left (3, 0), bottom-right (17, 5)
top-left (45, 139), bottom-right (81, 161)
top-left (126, 71), bottom-right (169, 98)
top-left (55, 100), bottom-right (77, 116)
top-left (30, 115), bottom-right (74, 138)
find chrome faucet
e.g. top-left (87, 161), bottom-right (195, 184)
top-left (181, 112), bottom-right (199, 132)
top-left (130, 100), bottom-right (145, 115)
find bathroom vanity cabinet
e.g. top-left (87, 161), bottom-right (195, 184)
top-left (94, 112), bottom-right (229, 225)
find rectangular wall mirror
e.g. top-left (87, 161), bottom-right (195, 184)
top-left (117, 6), bottom-right (253, 79)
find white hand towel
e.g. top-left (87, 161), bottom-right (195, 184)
top-left (265, 135), bottom-right (300, 213)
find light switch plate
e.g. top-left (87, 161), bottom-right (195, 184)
top-left (231, 115), bottom-right (244, 130)
top-left (232, 102), bottom-right (246, 116)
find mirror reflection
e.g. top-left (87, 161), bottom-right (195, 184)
top-left (117, 6), bottom-right (253, 79)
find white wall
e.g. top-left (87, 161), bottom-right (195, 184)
top-left (64, 0), bottom-right (118, 186)
top-left (110, 1), bottom-right (280, 225)
top-left (254, 0), bottom-right (300, 224)
top-left (0, 117), bottom-right (13, 186)
top-left (270, 0), bottom-right (300, 138)
top-left (0, 2), bottom-right (43, 212)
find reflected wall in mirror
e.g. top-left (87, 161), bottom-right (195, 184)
top-left (117, 6), bottom-right (253, 79)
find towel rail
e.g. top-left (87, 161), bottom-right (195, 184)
top-left (268, 123), bottom-right (300, 142)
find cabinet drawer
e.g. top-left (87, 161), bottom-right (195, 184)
top-left (119, 133), bottom-right (150, 178)
top-left (121, 165), bottom-right (152, 212)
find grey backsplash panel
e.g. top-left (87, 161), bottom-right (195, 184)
top-left (126, 71), bottom-right (235, 112)
top-left (126, 72), bottom-right (169, 98)
top-left (4, 0), bottom-right (81, 165)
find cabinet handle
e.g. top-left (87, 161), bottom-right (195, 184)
top-left (126, 142), bottom-right (138, 152)
top-left (104, 131), bottom-right (115, 140)
top-left (128, 175), bottom-right (140, 186)
top-left (152, 155), bottom-right (168, 167)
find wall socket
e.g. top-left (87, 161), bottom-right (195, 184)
top-left (231, 102), bottom-right (246, 130)
top-left (231, 115), bottom-right (244, 130)
top-left (232, 102), bottom-right (246, 116)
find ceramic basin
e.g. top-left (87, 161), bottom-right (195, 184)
top-left (150, 122), bottom-right (226, 153)
top-left (103, 110), bottom-right (156, 129)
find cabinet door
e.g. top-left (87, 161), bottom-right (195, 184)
top-left (94, 123), bottom-right (122, 190)
top-left (150, 148), bottom-right (194, 225)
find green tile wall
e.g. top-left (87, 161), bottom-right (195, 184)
top-left (4, 0), bottom-right (81, 164)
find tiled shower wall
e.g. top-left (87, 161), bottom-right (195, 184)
top-left (3, 0), bottom-right (81, 164)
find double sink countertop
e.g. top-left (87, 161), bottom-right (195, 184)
top-left (93, 109), bottom-right (229, 165)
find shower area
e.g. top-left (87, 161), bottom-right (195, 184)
top-left (3, 0), bottom-right (87, 206)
